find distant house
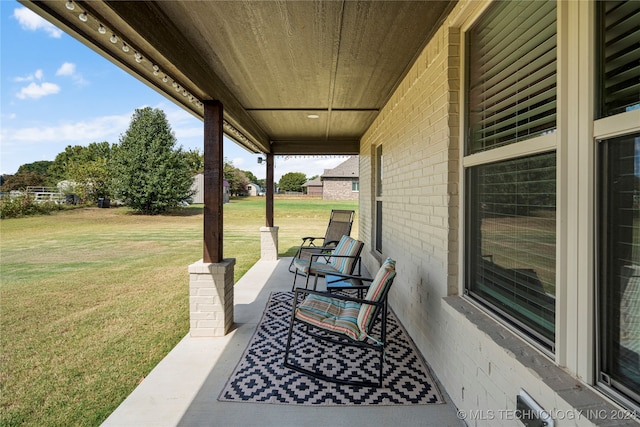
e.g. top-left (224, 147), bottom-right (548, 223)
top-left (301, 176), bottom-right (323, 197)
top-left (191, 174), bottom-right (229, 204)
top-left (247, 183), bottom-right (264, 196)
top-left (319, 156), bottom-right (359, 200)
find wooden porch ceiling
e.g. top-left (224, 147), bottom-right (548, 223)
top-left (20, 0), bottom-right (455, 155)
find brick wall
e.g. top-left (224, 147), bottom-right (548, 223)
top-left (356, 1), bottom-right (624, 425)
top-left (322, 179), bottom-right (358, 200)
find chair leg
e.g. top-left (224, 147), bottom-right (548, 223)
top-left (284, 318), bottom-right (386, 388)
top-left (283, 309), bottom-right (298, 366)
top-left (304, 271), bottom-right (312, 290)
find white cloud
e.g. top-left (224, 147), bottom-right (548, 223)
top-left (14, 69), bottom-right (65, 100)
top-left (231, 157), bottom-right (246, 168)
top-left (16, 82), bottom-right (61, 100)
top-left (0, 114), bottom-right (132, 145)
top-left (56, 62), bottom-right (88, 86)
top-left (14, 69), bottom-right (44, 83)
top-left (14, 7), bottom-right (63, 38)
top-left (56, 62), bottom-right (76, 76)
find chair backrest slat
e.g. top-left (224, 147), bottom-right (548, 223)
top-left (328, 235), bottom-right (364, 274)
top-left (324, 210), bottom-right (355, 244)
top-left (357, 258), bottom-right (396, 334)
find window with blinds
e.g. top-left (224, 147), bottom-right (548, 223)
top-left (467, 0), bottom-right (557, 154)
top-left (599, 132), bottom-right (640, 408)
top-left (598, 1), bottom-right (640, 117)
top-left (597, 1), bottom-right (640, 410)
top-left (466, 153), bottom-right (557, 350)
top-left (375, 145), bottom-right (383, 253)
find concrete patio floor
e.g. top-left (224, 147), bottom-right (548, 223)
top-left (101, 258), bottom-right (464, 427)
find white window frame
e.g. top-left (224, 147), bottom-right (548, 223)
top-left (461, 0), bottom-right (560, 356)
top-left (459, 0), bottom-right (640, 406)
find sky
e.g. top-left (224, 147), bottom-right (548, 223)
top-left (0, 2), bottom-right (346, 181)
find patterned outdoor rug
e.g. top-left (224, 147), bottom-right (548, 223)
top-left (218, 291), bottom-right (444, 405)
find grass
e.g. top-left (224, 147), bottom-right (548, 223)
top-left (0, 197), bottom-right (357, 426)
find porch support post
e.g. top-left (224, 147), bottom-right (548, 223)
top-left (189, 100), bottom-right (234, 337)
top-left (261, 153), bottom-right (279, 260)
top-left (203, 100), bottom-right (223, 263)
top-left (266, 153), bottom-right (274, 227)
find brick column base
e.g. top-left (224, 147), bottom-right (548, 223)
top-left (260, 226), bottom-right (279, 261)
top-left (188, 258), bottom-right (235, 337)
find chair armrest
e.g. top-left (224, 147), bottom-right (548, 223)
top-left (314, 270), bottom-right (373, 282)
top-left (318, 271), bottom-right (371, 292)
top-left (300, 247), bottom-right (329, 255)
top-left (301, 236), bottom-right (324, 245)
top-left (308, 252), bottom-right (358, 261)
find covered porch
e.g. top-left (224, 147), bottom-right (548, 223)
top-left (101, 258), bottom-right (463, 426)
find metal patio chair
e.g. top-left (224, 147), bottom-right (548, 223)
top-left (288, 209), bottom-right (355, 273)
top-left (284, 258), bottom-right (397, 388)
top-left (290, 235), bottom-right (364, 291)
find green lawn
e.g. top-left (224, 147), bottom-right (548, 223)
top-left (0, 198), bottom-right (357, 426)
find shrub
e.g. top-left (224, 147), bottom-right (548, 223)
top-left (0, 194), bottom-right (64, 219)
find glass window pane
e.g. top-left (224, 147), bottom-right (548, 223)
top-left (598, 1), bottom-right (640, 117)
top-left (467, 0), bottom-right (557, 154)
top-left (466, 152), bottom-right (556, 348)
top-left (599, 133), bottom-right (640, 405)
top-left (376, 145), bottom-right (383, 196)
top-left (376, 201), bottom-right (383, 253)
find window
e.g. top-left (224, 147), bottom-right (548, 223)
top-left (597, 1), bottom-right (640, 118)
top-left (599, 133), bottom-right (640, 408)
top-left (464, 0), bottom-right (557, 351)
top-left (375, 145), bottom-right (383, 253)
top-left (467, 0), bottom-right (557, 154)
top-left (352, 180), bottom-right (359, 192)
top-left (376, 145), bottom-right (383, 197)
top-left (466, 153), bottom-right (556, 349)
top-left (597, 0), bottom-right (640, 410)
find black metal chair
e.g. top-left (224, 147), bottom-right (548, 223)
top-left (288, 209), bottom-right (355, 273)
top-left (284, 258), bottom-right (396, 388)
top-left (290, 235), bottom-right (364, 291)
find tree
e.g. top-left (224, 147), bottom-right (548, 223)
top-left (48, 145), bottom-right (87, 184)
top-left (18, 160), bottom-right (53, 176)
top-left (279, 172), bottom-right (307, 192)
top-left (69, 142), bottom-right (112, 202)
top-left (47, 142), bottom-right (113, 202)
top-left (0, 171), bottom-right (47, 191)
top-left (110, 107), bottom-right (194, 215)
top-left (223, 160), bottom-right (249, 196)
top-left (243, 170), bottom-right (258, 184)
top-left (184, 149), bottom-right (204, 175)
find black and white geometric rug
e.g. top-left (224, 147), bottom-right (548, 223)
top-left (218, 291), bottom-right (444, 405)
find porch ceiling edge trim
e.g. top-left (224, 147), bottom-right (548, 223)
top-left (270, 140), bottom-right (360, 155)
top-left (223, 120), bottom-right (263, 154)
